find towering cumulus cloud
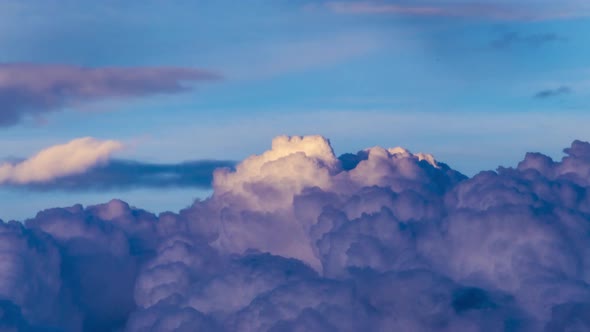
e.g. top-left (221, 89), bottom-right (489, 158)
top-left (1, 135), bottom-right (590, 331)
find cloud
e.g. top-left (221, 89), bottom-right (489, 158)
top-left (0, 137), bottom-right (122, 184)
top-left (0, 138), bottom-right (234, 191)
top-left (491, 32), bottom-right (566, 50)
top-left (24, 159), bottom-right (235, 191)
top-left (322, 1), bottom-right (589, 21)
top-left (534, 86), bottom-right (572, 99)
top-left (325, 1), bottom-right (505, 18)
top-left (1, 135), bottom-right (590, 330)
top-left (0, 63), bottom-right (220, 126)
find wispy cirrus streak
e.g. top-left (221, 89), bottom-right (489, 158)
top-left (323, 1), bottom-right (590, 21)
top-left (0, 137), bottom-right (123, 184)
top-left (0, 63), bottom-right (220, 126)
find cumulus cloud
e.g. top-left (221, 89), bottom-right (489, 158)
top-left (1, 135), bottom-right (590, 331)
top-left (0, 137), bottom-right (122, 184)
top-left (0, 63), bottom-right (220, 126)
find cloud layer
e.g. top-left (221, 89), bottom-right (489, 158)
top-left (24, 159), bottom-right (235, 191)
top-left (491, 32), bottom-right (565, 50)
top-left (534, 86), bottom-right (572, 99)
top-left (0, 137), bottom-right (122, 184)
top-left (1, 135), bottom-right (590, 331)
top-left (322, 1), bottom-right (590, 21)
top-left (0, 63), bottom-right (219, 126)
top-left (0, 138), bottom-right (234, 191)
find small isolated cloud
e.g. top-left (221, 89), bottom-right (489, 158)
top-left (491, 32), bottom-right (565, 49)
top-left (0, 137), bottom-right (122, 184)
top-left (0, 63), bottom-right (220, 126)
top-left (534, 86), bottom-right (572, 99)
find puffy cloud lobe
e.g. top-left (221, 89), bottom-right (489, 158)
top-left (0, 221), bottom-right (82, 330)
top-left (213, 135), bottom-right (339, 211)
top-left (1, 136), bottom-right (590, 331)
top-left (0, 137), bottom-right (122, 184)
top-left (0, 63), bottom-right (220, 126)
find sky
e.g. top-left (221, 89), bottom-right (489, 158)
top-left (3, 2), bottom-right (590, 331)
top-left (1, 0), bottom-right (589, 221)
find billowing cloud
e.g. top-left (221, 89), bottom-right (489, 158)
top-left (0, 137), bottom-right (122, 184)
top-left (1, 135), bottom-right (590, 331)
top-left (0, 63), bottom-right (220, 126)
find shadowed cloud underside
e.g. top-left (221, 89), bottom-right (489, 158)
top-left (0, 137), bottom-right (234, 191)
top-left (0, 63), bottom-right (220, 126)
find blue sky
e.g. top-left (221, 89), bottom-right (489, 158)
top-left (0, 0), bottom-right (589, 221)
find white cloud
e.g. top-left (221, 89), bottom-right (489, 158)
top-left (0, 137), bottom-right (123, 184)
top-left (213, 135), bottom-right (338, 211)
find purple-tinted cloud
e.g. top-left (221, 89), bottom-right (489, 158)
top-left (0, 63), bottom-right (220, 126)
top-left (1, 136), bottom-right (590, 330)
